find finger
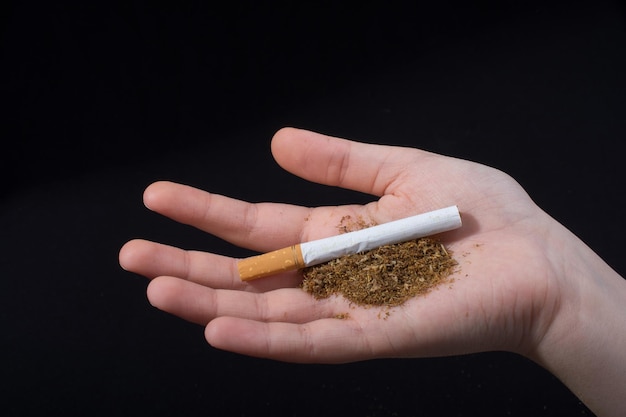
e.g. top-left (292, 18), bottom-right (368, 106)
top-left (142, 181), bottom-right (318, 251)
top-left (119, 239), bottom-right (232, 280)
top-left (205, 316), bottom-right (381, 364)
top-left (120, 239), bottom-right (302, 291)
top-left (142, 181), bottom-right (373, 252)
top-left (271, 128), bottom-right (484, 222)
top-left (271, 127), bottom-right (435, 197)
top-left (146, 276), bottom-right (338, 326)
top-left (203, 281), bottom-right (482, 363)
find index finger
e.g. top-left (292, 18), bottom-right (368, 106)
top-left (143, 181), bottom-right (316, 252)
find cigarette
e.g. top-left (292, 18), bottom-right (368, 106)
top-left (237, 205), bottom-right (462, 281)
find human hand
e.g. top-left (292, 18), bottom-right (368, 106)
top-left (119, 127), bottom-right (565, 362)
top-left (119, 128), bottom-right (626, 416)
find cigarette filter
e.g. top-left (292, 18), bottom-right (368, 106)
top-left (237, 205), bottom-right (462, 281)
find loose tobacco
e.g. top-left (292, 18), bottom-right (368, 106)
top-left (301, 237), bottom-right (457, 307)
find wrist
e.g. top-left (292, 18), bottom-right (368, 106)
top-left (528, 224), bottom-right (626, 416)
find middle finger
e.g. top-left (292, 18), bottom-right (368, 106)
top-left (120, 239), bottom-right (303, 291)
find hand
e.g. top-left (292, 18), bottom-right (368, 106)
top-left (119, 128), bottom-right (626, 416)
top-left (119, 126), bottom-right (560, 359)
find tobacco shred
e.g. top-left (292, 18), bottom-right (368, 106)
top-left (301, 237), bottom-right (457, 307)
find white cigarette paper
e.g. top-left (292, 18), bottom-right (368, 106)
top-left (301, 205), bottom-right (461, 265)
top-left (237, 205), bottom-right (462, 281)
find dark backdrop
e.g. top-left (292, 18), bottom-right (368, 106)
top-left (2, 1), bottom-right (625, 416)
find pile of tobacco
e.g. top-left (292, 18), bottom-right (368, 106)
top-left (301, 237), bottom-right (457, 307)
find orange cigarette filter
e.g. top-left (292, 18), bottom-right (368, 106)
top-left (238, 244), bottom-right (305, 281)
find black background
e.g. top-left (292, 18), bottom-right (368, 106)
top-left (2, 1), bottom-right (625, 416)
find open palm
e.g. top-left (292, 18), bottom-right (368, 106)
top-left (119, 128), bottom-right (562, 363)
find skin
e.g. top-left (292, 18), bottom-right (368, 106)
top-left (119, 127), bottom-right (626, 416)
